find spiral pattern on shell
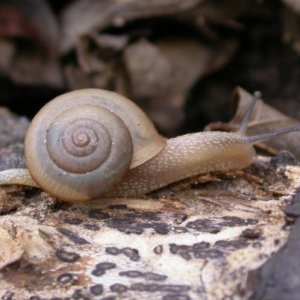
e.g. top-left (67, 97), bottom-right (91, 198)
top-left (24, 95), bottom-right (133, 202)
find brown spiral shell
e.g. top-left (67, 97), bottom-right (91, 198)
top-left (24, 89), bottom-right (165, 202)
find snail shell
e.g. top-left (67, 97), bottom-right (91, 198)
top-left (24, 89), bottom-right (165, 202)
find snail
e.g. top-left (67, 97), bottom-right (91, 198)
top-left (0, 89), bottom-right (299, 203)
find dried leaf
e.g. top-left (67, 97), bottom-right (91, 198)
top-left (206, 87), bottom-right (300, 159)
top-left (61, 0), bottom-right (240, 135)
top-left (60, 0), bottom-right (205, 53)
top-left (1, 0), bottom-right (60, 56)
top-left (121, 37), bottom-right (237, 135)
top-left (282, 7), bottom-right (300, 53)
top-left (282, 0), bottom-right (300, 14)
top-left (0, 0), bottom-right (63, 87)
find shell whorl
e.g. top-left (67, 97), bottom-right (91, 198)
top-left (24, 89), bottom-right (165, 202)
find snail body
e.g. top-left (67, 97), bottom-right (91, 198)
top-left (109, 131), bottom-right (254, 197)
top-left (0, 89), bottom-right (299, 203)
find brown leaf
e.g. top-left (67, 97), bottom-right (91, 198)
top-left (0, 0), bottom-right (63, 87)
top-left (206, 87), bottom-right (300, 158)
top-left (282, 0), bottom-right (300, 14)
top-left (282, 6), bottom-right (300, 54)
top-left (60, 0), bottom-right (205, 53)
top-left (121, 37), bottom-right (237, 135)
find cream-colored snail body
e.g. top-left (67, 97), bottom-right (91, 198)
top-left (0, 89), bottom-right (299, 203)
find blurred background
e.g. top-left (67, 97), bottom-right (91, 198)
top-left (0, 0), bottom-right (300, 137)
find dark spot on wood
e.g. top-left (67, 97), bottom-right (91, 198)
top-left (88, 209), bottom-right (110, 220)
top-left (219, 216), bottom-right (257, 227)
top-left (131, 283), bottom-right (160, 292)
top-left (192, 242), bottom-right (210, 250)
top-left (274, 239), bottom-right (280, 246)
top-left (142, 212), bottom-right (161, 221)
top-left (122, 247), bottom-right (140, 261)
top-left (107, 213), bottom-right (168, 235)
top-left (91, 269), bottom-right (105, 277)
top-left (105, 210), bottom-right (170, 235)
top-left (28, 297), bottom-right (41, 300)
top-left (95, 262), bottom-right (116, 270)
top-left (63, 217), bottom-right (83, 225)
top-left (105, 247), bottom-right (121, 255)
top-left (7, 261), bottom-right (35, 273)
top-left (153, 223), bottom-right (170, 234)
top-left (72, 289), bottom-right (86, 300)
top-left (173, 213), bottom-right (188, 224)
top-left (160, 285), bottom-right (191, 293)
top-left (170, 243), bottom-right (223, 260)
top-left (154, 245), bottom-right (163, 254)
top-left (90, 284), bottom-right (103, 296)
top-left (119, 270), bottom-right (167, 281)
top-left (170, 244), bottom-right (193, 260)
top-left (107, 216), bottom-right (145, 234)
top-left (144, 272), bottom-right (167, 281)
top-left (57, 228), bottom-right (89, 245)
top-left (241, 229), bottom-right (261, 239)
top-left (119, 270), bottom-right (143, 278)
top-left (118, 225), bottom-right (144, 234)
top-left (56, 249), bottom-right (80, 263)
top-left (163, 294), bottom-right (191, 300)
top-left (215, 239), bottom-right (248, 250)
top-left (1, 291), bottom-right (14, 300)
top-left (121, 213), bottom-right (137, 221)
top-left (101, 297), bottom-right (116, 300)
top-left (131, 283), bottom-right (191, 293)
top-left (105, 246), bottom-right (140, 261)
top-left (108, 204), bottom-right (128, 209)
top-left (186, 219), bottom-right (221, 233)
top-left (110, 283), bottom-right (128, 293)
top-left (92, 262), bottom-right (116, 276)
top-left (194, 249), bottom-right (223, 259)
top-left (57, 272), bottom-right (76, 285)
top-left (83, 223), bottom-right (100, 231)
top-left (138, 223), bottom-right (156, 229)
